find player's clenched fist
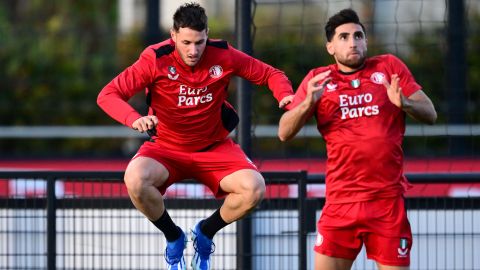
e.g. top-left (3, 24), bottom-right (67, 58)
top-left (132, 115), bottom-right (158, 133)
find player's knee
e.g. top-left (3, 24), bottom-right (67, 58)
top-left (243, 178), bottom-right (265, 209)
top-left (250, 185), bottom-right (265, 207)
top-left (124, 167), bottom-right (155, 197)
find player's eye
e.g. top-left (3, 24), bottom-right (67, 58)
top-left (354, 33), bottom-right (364, 40)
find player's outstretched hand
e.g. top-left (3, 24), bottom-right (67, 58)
top-left (306, 70), bottom-right (332, 104)
top-left (132, 115), bottom-right (158, 134)
top-left (384, 74), bottom-right (406, 109)
top-left (279, 95), bottom-right (294, 108)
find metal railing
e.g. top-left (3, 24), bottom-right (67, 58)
top-left (0, 171), bottom-right (479, 270)
top-left (0, 125), bottom-right (479, 138)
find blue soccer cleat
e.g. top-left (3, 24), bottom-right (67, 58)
top-left (165, 228), bottom-right (187, 270)
top-left (191, 221), bottom-right (215, 270)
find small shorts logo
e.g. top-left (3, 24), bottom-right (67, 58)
top-left (209, 65), bottom-right (223, 78)
top-left (315, 233), bottom-right (323, 247)
top-left (397, 238), bottom-right (409, 258)
top-left (370, 72), bottom-right (386, 84)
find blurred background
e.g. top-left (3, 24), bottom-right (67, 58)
top-left (0, 0), bottom-right (478, 164)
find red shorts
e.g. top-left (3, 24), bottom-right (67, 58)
top-left (134, 138), bottom-right (258, 198)
top-left (314, 197), bottom-right (412, 266)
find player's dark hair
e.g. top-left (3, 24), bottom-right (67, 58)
top-left (173, 2), bottom-right (208, 32)
top-left (325, 9), bottom-right (366, 42)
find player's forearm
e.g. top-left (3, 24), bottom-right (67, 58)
top-left (267, 71), bottom-right (294, 101)
top-left (402, 97), bottom-right (437, 125)
top-left (233, 49), bottom-right (294, 100)
top-left (278, 100), bottom-right (314, 141)
top-left (97, 86), bottom-right (142, 127)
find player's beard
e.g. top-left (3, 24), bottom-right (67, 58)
top-left (338, 51), bottom-right (367, 70)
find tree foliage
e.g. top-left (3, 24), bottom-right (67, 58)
top-left (0, 1), bottom-right (478, 158)
top-left (0, 0), bottom-right (118, 126)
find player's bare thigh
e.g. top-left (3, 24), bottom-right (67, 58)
top-left (314, 253), bottom-right (409, 270)
top-left (219, 169), bottom-right (265, 195)
top-left (315, 253), bottom-right (354, 270)
top-left (124, 156), bottom-right (169, 188)
top-left (218, 169), bottom-right (265, 223)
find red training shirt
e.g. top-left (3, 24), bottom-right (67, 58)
top-left (290, 54), bottom-right (421, 203)
top-left (98, 39), bottom-right (293, 152)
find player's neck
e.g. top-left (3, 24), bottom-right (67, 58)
top-left (337, 62), bottom-right (365, 75)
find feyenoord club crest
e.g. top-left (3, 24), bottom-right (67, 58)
top-left (209, 65), bottom-right (223, 78)
top-left (167, 66), bottom-right (179, 80)
top-left (351, 79), bottom-right (360, 88)
top-left (370, 72), bottom-right (386, 84)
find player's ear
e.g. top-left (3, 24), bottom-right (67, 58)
top-left (170, 28), bottom-right (176, 42)
top-left (326, 42), bottom-right (334, 56)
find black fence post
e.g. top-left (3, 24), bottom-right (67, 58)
top-left (47, 176), bottom-right (56, 270)
top-left (235, 0), bottom-right (253, 269)
top-left (145, 0), bottom-right (162, 45)
top-left (235, 0), bottom-right (253, 154)
top-left (298, 171), bottom-right (308, 270)
top-left (447, 0), bottom-right (467, 155)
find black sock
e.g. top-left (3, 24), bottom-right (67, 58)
top-left (200, 208), bottom-right (229, 239)
top-left (151, 210), bottom-right (181, 242)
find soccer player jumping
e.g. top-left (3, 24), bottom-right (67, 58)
top-left (278, 9), bottom-right (437, 270)
top-left (97, 3), bottom-right (294, 270)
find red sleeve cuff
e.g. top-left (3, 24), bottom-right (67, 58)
top-left (125, 112), bottom-right (142, 128)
